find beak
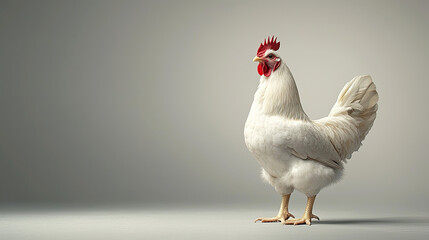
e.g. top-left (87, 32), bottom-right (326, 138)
top-left (253, 56), bottom-right (263, 62)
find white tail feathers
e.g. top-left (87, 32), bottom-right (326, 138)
top-left (315, 75), bottom-right (379, 160)
top-left (330, 75), bottom-right (378, 138)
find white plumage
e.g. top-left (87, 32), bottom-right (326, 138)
top-left (245, 42), bottom-right (378, 225)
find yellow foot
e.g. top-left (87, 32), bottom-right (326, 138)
top-left (254, 212), bottom-right (295, 224)
top-left (285, 214), bottom-right (320, 225)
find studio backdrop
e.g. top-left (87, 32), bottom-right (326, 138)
top-left (1, 0), bottom-right (428, 213)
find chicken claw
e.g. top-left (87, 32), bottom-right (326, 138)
top-left (255, 194), bottom-right (294, 224)
top-left (255, 212), bottom-right (295, 224)
top-left (285, 196), bottom-right (319, 226)
top-left (285, 214), bottom-right (319, 225)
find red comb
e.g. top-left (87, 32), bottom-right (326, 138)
top-left (257, 36), bottom-right (280, 57)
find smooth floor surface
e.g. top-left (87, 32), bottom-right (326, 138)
top-left (1, 207), bottom-right (428, 240)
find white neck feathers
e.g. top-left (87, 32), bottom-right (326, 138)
top-left (255, 63), bottom-right (309, 120)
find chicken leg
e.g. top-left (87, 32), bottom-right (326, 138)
top-left (255, 194), bottom-right (294, 224)
top-left (285, 195), bottom-right (320, 225)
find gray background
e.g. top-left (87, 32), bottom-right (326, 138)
top-left (1, 0), bottom-right (429, 216)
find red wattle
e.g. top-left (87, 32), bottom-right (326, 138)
top-left (262, 63), bottom-right (271, 77)
top-left (257, 63), bottom-right (263, 76)
top-left (264, 68), bottom-right (271, 77)
top-left (257, 62), bottom-right (272, 77)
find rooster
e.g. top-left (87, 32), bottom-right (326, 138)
top-left (244, 36), bottom-right (378, 225)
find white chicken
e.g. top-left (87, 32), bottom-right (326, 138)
top-left (244, 36), bottom-right (378, 225)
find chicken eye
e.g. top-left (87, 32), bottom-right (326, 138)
top-left (267, 54), bottom-right (274, 59)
